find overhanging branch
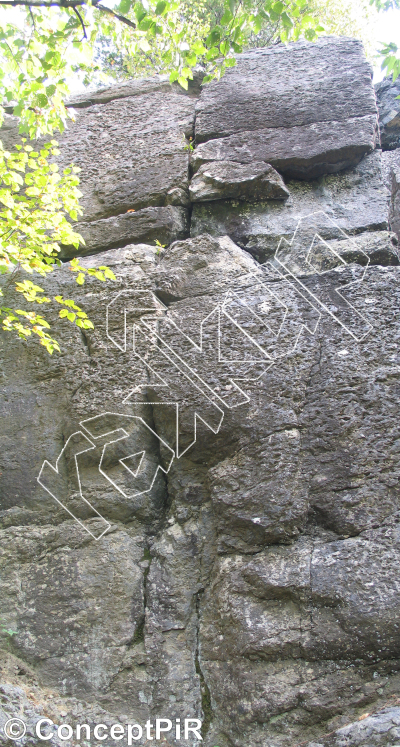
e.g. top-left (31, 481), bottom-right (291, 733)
top-left (73, 5), bottom-right (87, 38)
top-left (95, 4), bottom-right (137, 28)
top-left (0, 0), bottom-right (137, 29)
top-left (0, 0), bottom-right (86, 6)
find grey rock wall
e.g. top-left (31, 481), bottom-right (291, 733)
top-left (2, 35), bottom-right (400, 747)
top-left (1, 79), bottom-right (196, 258)
top-left (194, 37), bottom-right (378, 179)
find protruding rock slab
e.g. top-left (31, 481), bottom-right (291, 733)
top-left (375, 74), bottom-right (400, 151)
top-left (194, 37), bottom-right (378, 179)
top-left (2, 85), bottom-right (195, 222)
top-left (61, 206), bottom-right (189, 259)
top-left (189, 160), bottom-right (289, 202)
top-left (192, 115), bottom-right (379, 180)
top-left (191, 152), bottom-right (389, 263)
top-left (61, 85), bottom-right (195, 222)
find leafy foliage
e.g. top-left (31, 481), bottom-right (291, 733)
top-left (0, 138), bottom-right (82, 274)
top-left (367, 0), bottom-right (400, 79)
top-left (0, 0), bottom-right (325, 113)
top-left (0, 137), bottom-right (115, 353)
top-left (0, 0), bottom-right (390, 352)
top-left (0, 0), bottom-right (326, 354)
top-left (378, 40), bottom-right (400, 80)
top-left (93, 0), bottom-right (326, 86)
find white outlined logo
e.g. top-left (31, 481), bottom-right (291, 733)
top-left (37, 211), bottom-right (378, 538)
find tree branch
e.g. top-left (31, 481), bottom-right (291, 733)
top-left (72, 5), bottom-right (87, 38)
top-left (94, 3), bottom-right (136, 29)
top-left (28, 5), bottom-right (36, 26)
top-left (0, 0), bottom-right (137, 28)
top-left (0, 0), bottom-right (86, 6)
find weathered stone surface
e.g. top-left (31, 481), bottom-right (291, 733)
top-left (305, 705), bottom-right (400, 746)
top-left (375, 74), bottom-right (400, 151)
top-left (196, 38), bottom-right (376, 140)
top-left (189, 161), bottom-right (289, 202)
top-left (2, 225), bottom-right (400, 746)
top-left (1, 79), bottom-right (195, 255)
top-left (0, 675), bottom-right (68, 747)
top-left (3, 83), bottom-right (195, 223)
top-left (154, 233), bottom-right (257, 301)
top-left (324, 230), bottom-right (399, 267)
top-left (66, 70), bottom-right (203, 108)
top-left (200, 528), bottom-right (400, 745)
top-left (60, 84), bottom-right (195, 222)
top-left (0, 648), bottom-right (154, 747)
top-left (67, 76), bottom-right (182, 107)
top-left (192, 115), bottom-right (379, 180)
top-left (191, 151), bottom-right (389, 263)
top-left (62, 206), bottom-right (189, 258)
top-left (2, 37), bottom-right (400, 747)
top-left (194, 37), bottom-right (378, 179)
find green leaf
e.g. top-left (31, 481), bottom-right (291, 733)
top-left (46, 84), bottom-right (56, 97)
top-left (221, 9), bottom-right (233, 24)
top-left (103, 267), bottom-right (116, 280)
top-left (139, 38), bottom-right (151, 52)
top-left (253, 14), bottom-right (263, 33)
top-left (185, 53), bottom-right (197, 66)
top-left (304, 27), bottom-right (316, 40)
top-left (36, 93), bottom-right (48, 107)
top-left (178, 76), bottom-right (189, 90)
top-left (281, 12), bottom-right (293, 27)
top-left (206, 27), bottom-right (222, 46)
top-left (138, 16), bottom-right (152, 29)
top-left (206, 46), bottom-right (220, 60)
top-left (134, 3), bottom-right (147, 21)
top-left (118, 0), bottom-right (132, 13)
top-left (155, 0), bottom-right (167, 14)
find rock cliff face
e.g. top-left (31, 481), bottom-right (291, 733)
top-left (2, 35), bottom-right (400, 747)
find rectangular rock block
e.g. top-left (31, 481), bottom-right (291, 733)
top-left (62, 206), bottom-right (189, 258)
top-left (1, 78), bottom-right (196, 256)
top-left (194, 36), bottom-right (378, 179)
top-left (192, 115), bottom-right (379, 180)
top-left (58, 85), bottom-right (196, 221)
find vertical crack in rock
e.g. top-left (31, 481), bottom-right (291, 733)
top-left (194, 591), bottom-right (212, 739)
top-left (309, 542), bottom-right (315, 630)
top-left (132, 547), bottom-right (152, 647)
top-left (80, 327), bottom-right (91, 357)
